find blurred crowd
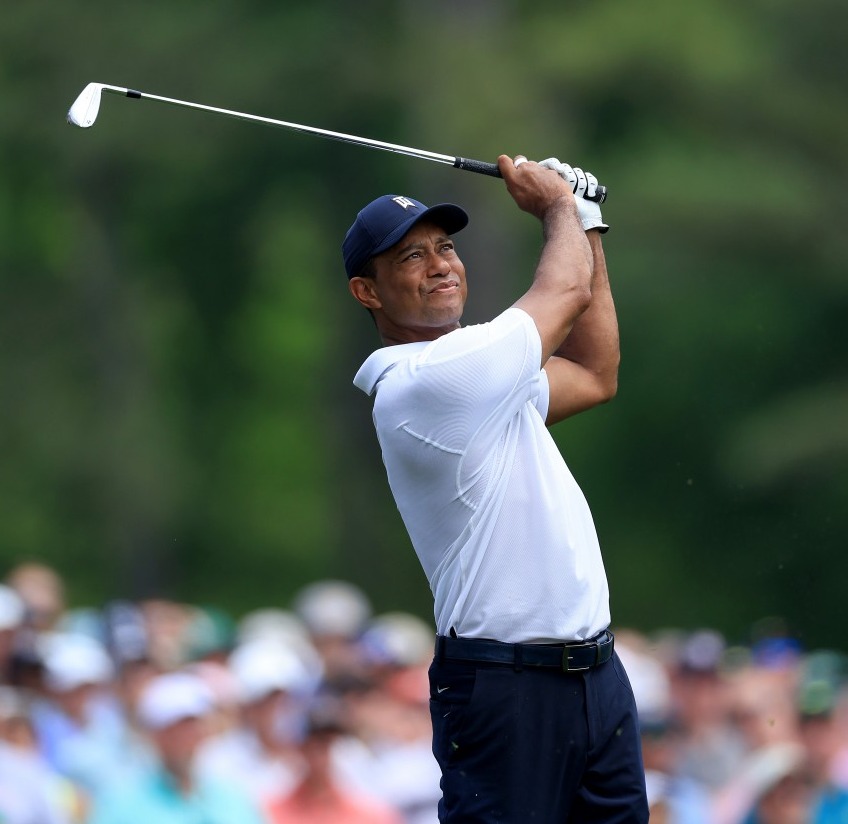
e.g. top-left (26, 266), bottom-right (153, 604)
top-left (0, 561), bottom-right (846, 824)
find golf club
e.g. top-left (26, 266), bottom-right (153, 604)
top-left (66, 82), bottom-right (607, 203)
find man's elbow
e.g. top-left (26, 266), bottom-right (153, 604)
top-left (596, 365), bottom-right (619, 404)
top-left (579, 375), bottom-right (618, 411)
top-left (598, 377), bottom-right (618, 404)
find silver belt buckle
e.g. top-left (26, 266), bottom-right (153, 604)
top-left (561, 640), bottom-right (596, 672)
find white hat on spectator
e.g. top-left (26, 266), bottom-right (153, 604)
top-left (229, 639), bottom-right (314, 703)
top-left (137, 671), bottom-right (215, 730)
top-left (0, 584), bottom-right (25, 631)
top-left (41, 633), bottom-right (114, 692)
top-left (361, 611), bottom-right (435, 667)
top-left (293, 580), bottom-right (372, 639)
top-left (237, 608), bottom-right (309, 646)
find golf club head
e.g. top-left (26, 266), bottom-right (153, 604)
top-left (67, 83), bottom-right (103, 128)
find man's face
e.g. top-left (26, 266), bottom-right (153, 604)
top-left (355, 221), bottom-right (467, 342)
top-left (154, 716), bottom-right (208, 772)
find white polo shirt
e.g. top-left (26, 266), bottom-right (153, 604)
top-left (354, 307), bottom-right (610, 643)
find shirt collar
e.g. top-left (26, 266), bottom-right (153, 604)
top-left (353, 342), bottom-right (429, 395)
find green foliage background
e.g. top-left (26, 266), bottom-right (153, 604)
top-left (2, 0), bottom-right (846, 647)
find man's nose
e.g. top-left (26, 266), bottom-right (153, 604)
top-left (428, 253), bottom-right (451, 275)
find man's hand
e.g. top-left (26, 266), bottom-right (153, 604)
top-left (497, 154), bottom-right (578, 223)
top-left (538, 158), bottom-right (609, 234)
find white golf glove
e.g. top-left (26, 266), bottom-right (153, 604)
top-left (538, 158), bottom-right (608, 233)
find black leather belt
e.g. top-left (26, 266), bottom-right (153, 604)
top-left (437, 630), bottom-right (614, 673)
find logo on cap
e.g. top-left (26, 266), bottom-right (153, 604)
top-left (391, 196), bottom-right (418, 210)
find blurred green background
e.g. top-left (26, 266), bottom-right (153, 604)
top-left (2, 0), bottom-right (846, 647)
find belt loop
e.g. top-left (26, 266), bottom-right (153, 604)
top-left (436, 635), bottom-right (446, 663)
top-left (513, 643), bottom-right (524, 673)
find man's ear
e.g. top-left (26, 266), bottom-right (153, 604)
top-left (348, 277), bottom-right (382, 310)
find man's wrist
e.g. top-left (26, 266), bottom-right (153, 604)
top-left (542, 195), bottom-right (581, 237)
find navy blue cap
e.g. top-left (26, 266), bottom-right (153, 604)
top-left (342, 194), bottom-right (468, 279)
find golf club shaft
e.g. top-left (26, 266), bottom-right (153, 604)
top-left (81, 85), bottom-right (608, 203)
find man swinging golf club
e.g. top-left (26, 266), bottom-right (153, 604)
top-left (343, 154), bottom-right (648, 823)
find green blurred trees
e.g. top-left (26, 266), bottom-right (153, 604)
top-left (1, 0), bottom-right (846, 647)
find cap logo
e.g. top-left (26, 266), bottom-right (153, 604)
top-left (391, 196), bottom-right (417, 210)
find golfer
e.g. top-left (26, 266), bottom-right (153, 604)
top-left (343, 154), bottom-right (648, 823)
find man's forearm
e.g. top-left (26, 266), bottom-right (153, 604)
top-left (511, 193), bottom-right (594, 366)
top-left (552, 231), bottom-right (620, 394)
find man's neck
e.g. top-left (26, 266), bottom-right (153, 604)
top-left (379, 323), bottom-right (461, 347)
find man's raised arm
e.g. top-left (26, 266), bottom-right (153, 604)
top-left (499, 154), bottom-right (618, 424)
top-left (499, 154), bottom-right (595, 365)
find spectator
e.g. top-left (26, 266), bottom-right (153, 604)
top-left (0, 584), bottom-right (26, 683)
top-left (796, 651), bottom-right (848, 823)
top-left (99, 600), bottom-right (167, 741)
top-left (87, 670), bottom-right (265, 824)
top-left (0, 686), bottom-right (77, 824)
top-left (715, 660), bottom-right (804, 824)
top-left (265, 702), bottom-right (402, 824)
top-left (738, 743), bottom-right (814, 824)
top-left (196, 638), bottom-right (313, 804)
top-left (139, 599), bottom-right (196, 671)
top-left (0, 737), bottom-right (75, 824)
top-left (616, 630), bottom-right (711, 824)
top-left (340, 613), bottom-right (441, 823)
top-left (671, 630), bottom-right (748, 794)
top-left (31, 633), bottom-right (150, 796)
top-left (5, 563), bottom-right (66, 633)
top-left (235, 609), bottom-right (325, 687)
top-left (183, 606), bottom-right (237, 665)
top-left (293, 580), bottom-right (372, 689)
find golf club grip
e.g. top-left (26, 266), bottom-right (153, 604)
top-left (453, 157), bottom-right (502, 177)
top-left (453, 157), bottom-right (607, 203)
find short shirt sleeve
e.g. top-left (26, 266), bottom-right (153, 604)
top-left (533, 365), bottom-right (551, 422)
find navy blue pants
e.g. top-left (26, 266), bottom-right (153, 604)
top-left (429, 648), bottom-right (648, 823)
